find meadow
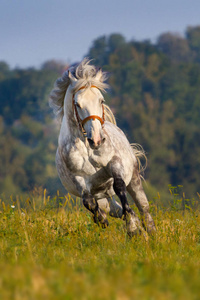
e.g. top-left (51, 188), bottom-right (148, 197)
top-left (0, 189), bottom-right (200, 300)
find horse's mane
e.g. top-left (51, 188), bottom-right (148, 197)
top-left (49, 58), bottom-right (116, 125)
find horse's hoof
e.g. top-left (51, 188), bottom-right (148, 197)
top-left (146, 223), bottom-right (156, 234)
top-left (126, 212), bottom-right (142, 237)
top-left (101, 219), bottom-right (109, 229)
top-left (93, 214), bottom-right (109, 228)
top-left (127, 227), bottom-right (142, 237)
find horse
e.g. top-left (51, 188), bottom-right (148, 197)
top-left (49, 58), bottom-right (156, 236)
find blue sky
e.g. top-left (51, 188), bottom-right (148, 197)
top-left (1, 0), bottom-right (200, 69)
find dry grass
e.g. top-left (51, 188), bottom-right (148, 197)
top-left (0, 192), bottom-right (200, 300)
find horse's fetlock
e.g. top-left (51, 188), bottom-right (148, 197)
top-left (142, 205), bottom-right (149, 214)
top-left (83, 197), bottom-right (97, 212)
top-left (126, 213), bottom-right (142, 237)
top-left (124, 204), bottom-right (132, 214)
top-left (141, 212), bottom-right (156, 234)
top-left (93, 209), bottom-right (109, 228)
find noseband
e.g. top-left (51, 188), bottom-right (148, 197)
top-left (72, 86), bottom-right (105, 135)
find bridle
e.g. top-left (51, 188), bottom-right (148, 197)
top-left (72, 85), bottom-right (105, 136)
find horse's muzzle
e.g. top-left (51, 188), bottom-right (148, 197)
top-left (87, 137), bottom-right (106, 149)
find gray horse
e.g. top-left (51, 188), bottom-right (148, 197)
top-left (49, 59), bottom-right (156, 236)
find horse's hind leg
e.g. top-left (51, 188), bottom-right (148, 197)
top-left (98, 197), bottom-right (123, 218)
top-left (127, 169), bottom-right (156, 234)
top-left (109, 156), bottom-right (142, 236)
top-left (82, 192), bottom-right (109, 228)
top-left (113, 176), bottom-right (142, 236)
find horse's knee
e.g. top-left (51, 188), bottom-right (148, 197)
top-left (98, 198), bottom-right (123, 219)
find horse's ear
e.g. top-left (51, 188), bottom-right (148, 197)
top-left (68, 70), bottom-right (77, 85)
top-left (95, 69), bottom-right (103, 82)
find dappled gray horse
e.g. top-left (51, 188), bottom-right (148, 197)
top-left (49, 59), bottom-right (156, 236)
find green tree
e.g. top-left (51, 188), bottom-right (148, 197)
top-left (186, 26), bottom-right (200, 62)
top-left (157, 32), bottom-right (191, 62)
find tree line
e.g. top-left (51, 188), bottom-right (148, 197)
top-left (1, 26), bottom-right (200, 201)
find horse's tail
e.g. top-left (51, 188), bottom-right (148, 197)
top-left (130, 143), bottom-right (147, 175)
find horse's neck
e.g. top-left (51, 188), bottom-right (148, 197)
top-left (60, 93), bottom-right (85, 144)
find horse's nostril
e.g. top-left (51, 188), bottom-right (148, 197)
top-left (102, 137), bottom-right (106, 144)
top-left (87, 138), bottom-right (95, 147)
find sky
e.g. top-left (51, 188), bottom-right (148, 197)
top-left (1, 0), bottom-right (200, 69)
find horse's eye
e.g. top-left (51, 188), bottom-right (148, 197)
top-left (76, 102), bottom-right (81, 108)
top-left (100, 99), bottom-right (105, 104)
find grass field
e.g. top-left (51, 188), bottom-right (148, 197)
top-left (0, 190), bottom-right (200, 300)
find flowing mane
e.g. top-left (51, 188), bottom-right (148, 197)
top-left (49, 58), bottom-right (116, 124)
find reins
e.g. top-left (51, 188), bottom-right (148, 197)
top-left (72, 85), bottom-right (105, 136)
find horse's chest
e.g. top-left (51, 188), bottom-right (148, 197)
top-left (65, 142), bottom-right (103, 175)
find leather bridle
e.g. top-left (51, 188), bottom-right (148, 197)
top-left (72, 85), bottom-right (105, 136)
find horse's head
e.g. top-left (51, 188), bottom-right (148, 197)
top-left (69, 71), bottom-right (106, 149)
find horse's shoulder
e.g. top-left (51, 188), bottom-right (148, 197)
top-left (57, 137), bottom-right (91, 173)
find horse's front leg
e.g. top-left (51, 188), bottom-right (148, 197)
top-left (82, 192), bottom-right (109, 228)
top-left (110, 157), bottom-right (142, 236)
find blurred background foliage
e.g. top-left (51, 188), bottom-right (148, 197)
top-left (1, 25), bottom-right (200, 203)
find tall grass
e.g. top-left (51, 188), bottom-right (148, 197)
top-left (0, 188), bottom-right (200, 300)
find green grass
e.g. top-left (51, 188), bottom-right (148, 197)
top-left (0, 192), bottom-right (200, 300)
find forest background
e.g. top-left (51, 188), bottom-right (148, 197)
top-left (1, 25), bottom-right (200, 204)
